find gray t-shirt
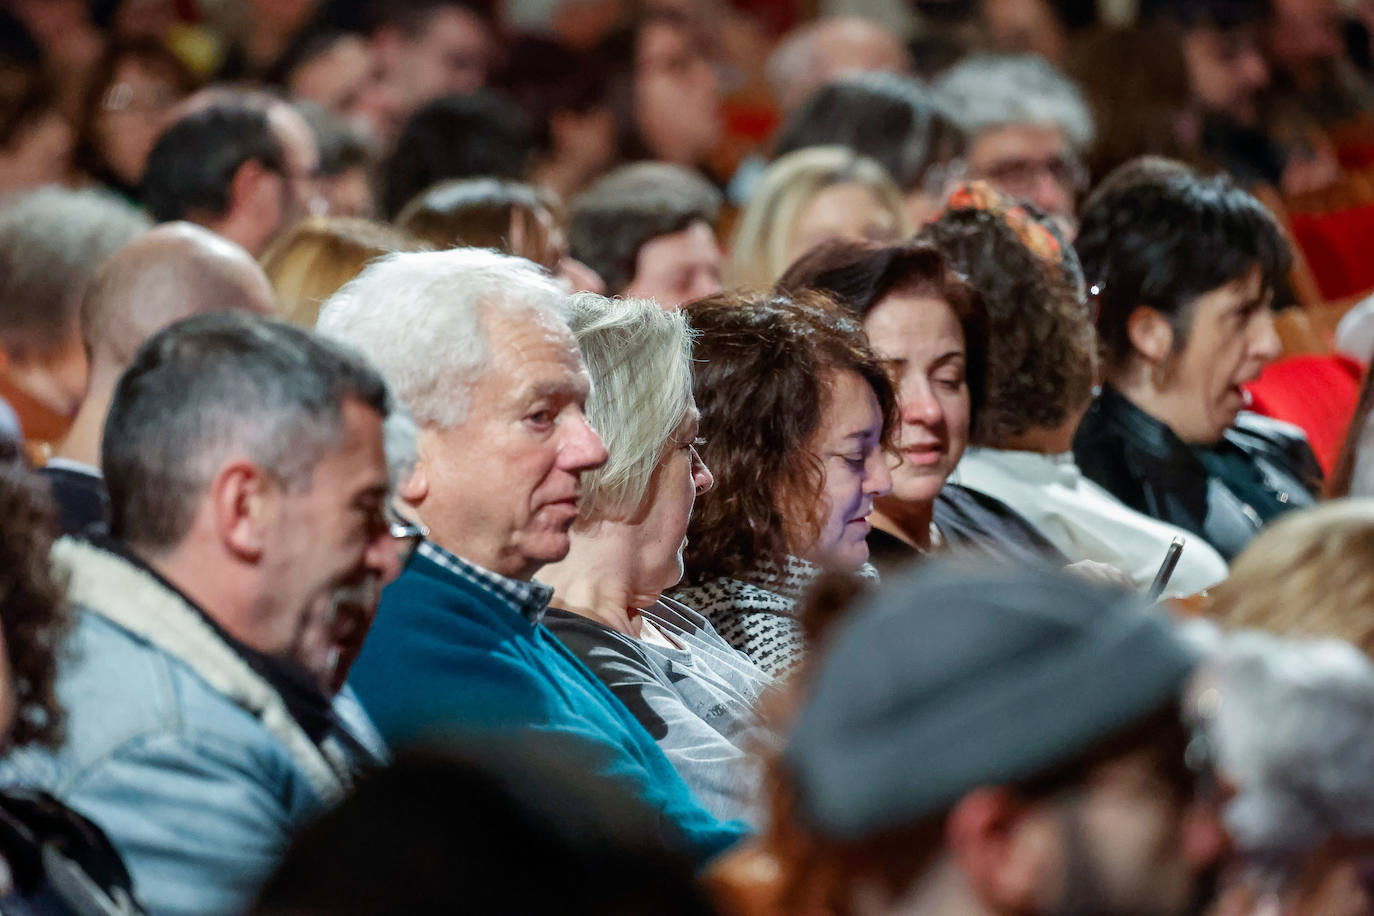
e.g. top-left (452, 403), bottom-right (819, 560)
top-left (544, 597), bottom-right (773, 825)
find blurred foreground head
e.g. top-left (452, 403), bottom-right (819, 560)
top-left (1210, 500), bottom-right (1374, 658)
top-left (254, 741), bottom-right (720, 915)
top-left (1186, 627), bottom-right (1374, 914)
top-left (710, 563), bottom-right (1224, 916)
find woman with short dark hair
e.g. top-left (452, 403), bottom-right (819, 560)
top-left (594, 11), bottom-right (721, 173)
top-left (73, 38), bottom-right (198, 202)
top-left (1073, 157), bottom-right (1319, 559)
top-left (670, 290), bottom-right (896, 678)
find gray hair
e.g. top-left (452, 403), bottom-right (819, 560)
top-left (1186, 625), bottom-right (1374, 866)
top-left (0, 186), bottom-right (151, 353)
top-left (103, 311), bottom-right (390, 550)
top-left (383, 404), bottom-right (420, 489)
top-left (935, 53), bottom-right (1094, 150)
top-left (315, 248), bottom-right (569, 428)
top-left (567, 294), bottom-right (694, 519)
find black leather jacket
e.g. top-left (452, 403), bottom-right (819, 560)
top-left (1073, 385), bottom-right (1322, 561)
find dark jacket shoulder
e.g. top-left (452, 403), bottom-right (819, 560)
top-left (1227, 412), bottom-right (1324, 495)
top-left (38, 466), bottom-right (109, 539)
top-left (0, 788), bottom-right (144, 915)
top-left (1074, 386), bottom-right (1318, 560)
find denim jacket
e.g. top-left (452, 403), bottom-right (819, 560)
top-left (0, 538), bottom-right (387, 916)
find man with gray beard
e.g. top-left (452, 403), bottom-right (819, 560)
top-left (0, 311), bottom-right (415, 916)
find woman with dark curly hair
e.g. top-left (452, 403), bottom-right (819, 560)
top-left (778, 239), bottom-right (1066, 575)
top-left (0, 440), bottom-right (145, 913)
top-left (918, 182), bottom-right (1228, 596)
top-left (669, 290), bottom-right (896, 678)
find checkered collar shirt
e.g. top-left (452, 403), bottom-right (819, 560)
top-left (416, 539), bottom-right (554, 625)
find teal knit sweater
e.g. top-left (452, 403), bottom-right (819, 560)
top-left (348, 548), bottom-right (749, 863)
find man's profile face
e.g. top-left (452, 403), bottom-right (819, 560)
top-left (260, 398), bottom-right (401, 694)
top-left (267, 106), bottom-right (321, 239)
top-left (416, 309), bottom-right (608, 580)
top-left (622, 219), bottom-right (723, 310)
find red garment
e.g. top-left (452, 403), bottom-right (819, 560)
top-left (1290, 206), bottom-right (1374, 300)
top-left (1244, 354), bottom-right (1366, 475)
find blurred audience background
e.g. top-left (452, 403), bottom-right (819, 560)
top-left (7, 1), bottom-right (1374, 914)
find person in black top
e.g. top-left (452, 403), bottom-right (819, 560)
top-left (1073, 157), bottom-right (1320, 560)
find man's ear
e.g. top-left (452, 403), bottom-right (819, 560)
top-left (226, 157), bottom-right (276, 218)
top-left (1126, 304), bottom-right (1175, 367)
top-left (398, 462), bottom-right (427, 505)
top-left (946, 787), bottom-right (1055, 913)
top-left (211, 461), bottom-right (275, 562)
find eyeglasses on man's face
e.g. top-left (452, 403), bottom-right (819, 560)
top-left (386, 506), bottom-right (427, 570)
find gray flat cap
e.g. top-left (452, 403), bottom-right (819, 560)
top-left (785, 562), bottom-right (1196, 839)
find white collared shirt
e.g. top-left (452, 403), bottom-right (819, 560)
top-left (954, 447), bottom-right (1229, 597)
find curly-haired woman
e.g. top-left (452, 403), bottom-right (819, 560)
top-left (669, 290), bottom-right (896, 679)
top-left (0, 440), bottom-right (145, 913)
top-left (919, 182), bottom-right (1227, 596)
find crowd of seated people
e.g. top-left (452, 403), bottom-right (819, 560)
top-left (8, 0), bottom-right (1374, 914)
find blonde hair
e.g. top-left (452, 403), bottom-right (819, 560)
top-left (1210, 500), bottom-right (1374, 658)
top-left (729, 146), bottom-right (908, 290)
top-left (260, 217), bottom-right (429, 327)
top-left (396, 178), bottom-right (563, 272)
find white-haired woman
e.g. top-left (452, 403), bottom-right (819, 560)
top-left (540, 295), bottom-right (772, 826)
top-left (728, 146), bottom-right (909, 290)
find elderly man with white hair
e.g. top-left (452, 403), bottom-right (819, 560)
top-left (935, 53), bottom-right (1094, 226)
top-left (315, 249), bottom-right (748, 862)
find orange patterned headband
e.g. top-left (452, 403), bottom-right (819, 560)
top-left (941, 181), bottom-right (1066, 267)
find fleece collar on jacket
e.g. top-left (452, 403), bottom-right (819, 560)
top-left (51, 537), bottom-right (355, 805)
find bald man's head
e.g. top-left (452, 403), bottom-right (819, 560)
top-left (81, 223), bottom-right (276, 379)
top-left (767, 17), bottom-right (910, 112)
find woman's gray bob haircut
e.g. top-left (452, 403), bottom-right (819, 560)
top-left (315, 247), bottom-right (569, 428)
top-left (568, 294), bottom-right (695, 520)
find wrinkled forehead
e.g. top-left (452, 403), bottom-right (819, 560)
top-left (969, 123), bottom-right (1069, 167)
top-left (480, 303), bottom-right (585, 373)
